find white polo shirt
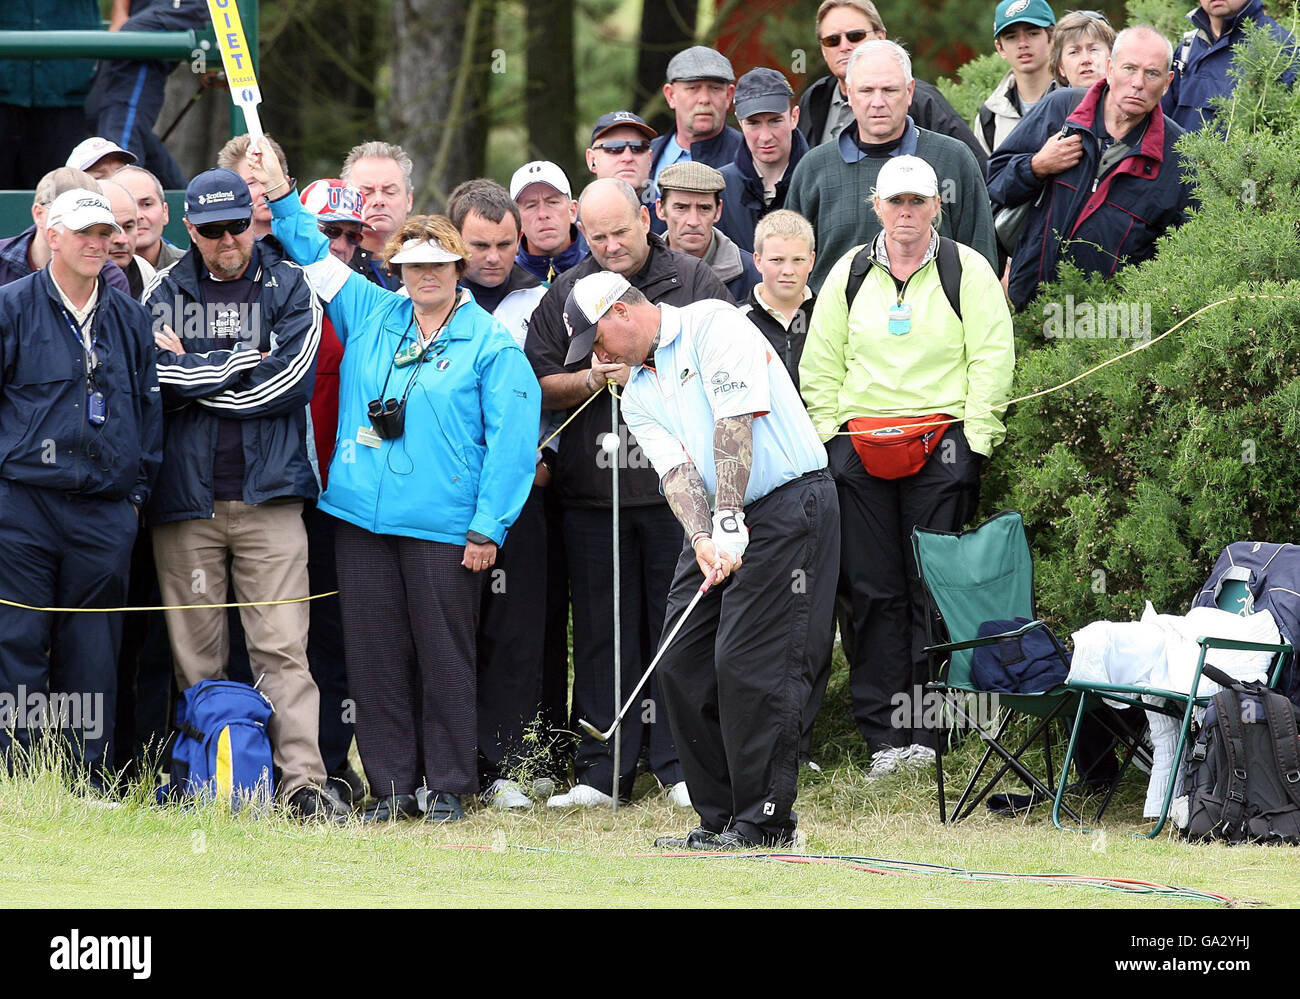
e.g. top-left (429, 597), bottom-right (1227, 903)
top-left (622, 300), bottom-right (826, 507)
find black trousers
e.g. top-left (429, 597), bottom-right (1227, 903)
top-left (657, 471), bottom-right (840, 842)
top-left (304, 503), bottom-right (351, 775)
top-left (334, 520), bottom-right (481, 797)
top-left (829, 427), bottom-right (981, 753)
top-left (540, 485), bottom-right (572, 777)
top-left (565, 503), bottom-right (683, 797)
top-left (112, 520), bottom-right (175, 774)
top-left (0, 481), bottom-right (137, 774)
top-left (477, 485), bottom-right (548, 782)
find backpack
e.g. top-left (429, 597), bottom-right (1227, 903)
top-left (1180, 664), bottom-right (1300, 844)
top-left (156, 679), bottom-right (275, 811)
top-left (845, 235), bottom-right (963, 321)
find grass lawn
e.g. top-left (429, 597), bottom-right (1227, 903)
top-left (4, 658), bottom-right (1298, 909)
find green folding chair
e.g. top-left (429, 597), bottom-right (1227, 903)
top-left (913, 510), bottom-right (1145, 824)
top-left (1051, 596), bottom-right (1292, 838)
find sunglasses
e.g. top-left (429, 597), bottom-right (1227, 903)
top-left (819, 28), bottom-right (873, 47)
top-left (1071, 9), bottom-right (1111, 23)
top-left (319, 223), bottom-right (365, 245)
top-left (193, 217), bottom-right (251, 240)
top-left (593, 140), bottom-right (652, 155)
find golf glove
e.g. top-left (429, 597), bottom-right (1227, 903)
top-left (711, 509), bottom-right (748, 561)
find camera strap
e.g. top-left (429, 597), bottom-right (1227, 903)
top-left (377, 298), bottom-right (463, 407)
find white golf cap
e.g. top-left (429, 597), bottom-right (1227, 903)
top-left (66, 136), bottom-right (138, 172)
top-left (46, 189), bottom-right (121, 233)
top-left (388, 236), bottom-right (464, 264)
top-left (510, 160), bottom-right (572, 201)
top-left (875, 155), bottom-right (940, 200)
top-left (562, 271), bottom-right (631, 364)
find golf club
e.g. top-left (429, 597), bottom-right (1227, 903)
top-left (578, 568), bottom-right (720, 743)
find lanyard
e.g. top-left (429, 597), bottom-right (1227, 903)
top-left (376, 300), bottom-right (461, 403)
top-left (57, 303), bottom-right (99, 377)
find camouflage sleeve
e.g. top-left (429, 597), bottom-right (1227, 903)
top-left (713, 414), bottom-right (753, 512)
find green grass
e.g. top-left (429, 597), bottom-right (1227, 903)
top-left (4, 658), bottom-right (1299, 908)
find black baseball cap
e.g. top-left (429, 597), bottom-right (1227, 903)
top-left (590, 111), bottom-right (657, 146)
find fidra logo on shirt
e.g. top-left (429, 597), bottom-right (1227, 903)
top-left (710, 370), bottom-right (747, 396)
top-left (49, 930), bottom-right (151, 980)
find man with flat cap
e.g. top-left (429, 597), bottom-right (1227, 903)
top-left (649, 46), bottom-right (745, 186)
top-left (719, 67), bottom-right (811, 253)
top-left (657, 161), bottom-right (760, 301)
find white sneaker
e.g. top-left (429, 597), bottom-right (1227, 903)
top-left (666, 781), bottom-right (692, 807)
top-left (867, 743), bottom-right (935, 781)
top-left (545, 783), bottom-right (613, 808)
top-left (483, 778), bottom-right (531, 810)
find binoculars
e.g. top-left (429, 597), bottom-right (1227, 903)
top-left (367, 397), bottom-right (407, 440)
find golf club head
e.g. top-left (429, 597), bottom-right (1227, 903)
top-left (577, 718), bottom-right (610, 742)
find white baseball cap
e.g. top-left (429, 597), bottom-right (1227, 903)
top-left (562, 271), bottom-right (631, 364)
top-left (388, 236), bottom-right (464, 264)
top-left (46, 189), bottom-right (121, 233)
top-left (510, 161), bottom-right (572, 201)
top-left (66, 136), bottom-right (138, 173)
top-left (875, 155), bottom-right (940, 200)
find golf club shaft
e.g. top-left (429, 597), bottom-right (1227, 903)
top-left (585, 571), bottom-right (717, 741)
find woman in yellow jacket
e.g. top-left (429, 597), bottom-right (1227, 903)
top-left (799, 154), bottom-right (1014, 779)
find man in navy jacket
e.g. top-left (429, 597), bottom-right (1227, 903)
top-left (1162, 0), bottom-right (1296, 131)
top-left (987, 25), bottom-right (1194, 310)
top-left (648, 47), bottom-right (745, 189)
top-left (0, 188), bottom-right (161, 784)
top-left (719, 68), bottom-right (811, 253)
top-left (144, 169), bottom-right (343, 820)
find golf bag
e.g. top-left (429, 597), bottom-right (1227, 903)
top-left (156, 679), bottom-right (274, 810)
top-left (1181, 665), bottom-right (1300, 844)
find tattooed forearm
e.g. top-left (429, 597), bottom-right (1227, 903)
top-left (714, 414), bottom-right (754, 512)
top-left (663, 463), bottom-right (713, 541)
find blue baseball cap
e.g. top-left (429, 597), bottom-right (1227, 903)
top-left (185, 168), bottom-right (254, 225)
top-left (994, 0), bottom-right (1056, 38)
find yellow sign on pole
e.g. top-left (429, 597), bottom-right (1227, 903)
top-left (206, 0), bottom-right (263, 145)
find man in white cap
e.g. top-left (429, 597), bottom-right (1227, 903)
top-left (511, 161), bottom-right (587, 284)
top-left (0, 187), bottom-right (162, 790)
top-left (66, 137), bottom-right (138, 180)
top-left (562, 270), bottom-right (839, 848)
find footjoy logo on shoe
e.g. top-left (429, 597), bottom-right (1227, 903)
top-left (762, 802), bottom-right (775, 816)
top-left (50, 931), bottom-right (151, 979)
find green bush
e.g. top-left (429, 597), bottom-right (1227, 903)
top-left (971, 9), bottom-right (1300, 636)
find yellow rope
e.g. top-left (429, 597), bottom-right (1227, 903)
top-left (0, 591), bottom-right (340, 614)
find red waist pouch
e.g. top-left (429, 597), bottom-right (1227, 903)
top-left (846, 414), bottom-right (952, 480)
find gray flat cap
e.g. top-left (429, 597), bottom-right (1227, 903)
top-left (666, 45), bottom-right (735, 83)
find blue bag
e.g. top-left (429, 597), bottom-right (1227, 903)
top-left (156, 679), bottom-right (275, 810)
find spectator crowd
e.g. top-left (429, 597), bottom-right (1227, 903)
top-left (0, 0), bottom-right (1293, 843)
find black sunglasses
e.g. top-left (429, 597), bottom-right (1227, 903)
top-left (1071, 9), bottom-right (1111, 23)
top-left (319, 223), bottom-right (364, 245)
top-left (194, 217), bottom-right (251, 240)
top-left (819, 28), bottom-right (872, 47)
top-left (593, 140), bottom-right (652, 155)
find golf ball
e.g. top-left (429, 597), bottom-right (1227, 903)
top-left (601, 432), bottom-right (620, 454)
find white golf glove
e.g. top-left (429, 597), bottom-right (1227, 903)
top-left (711, 509), bottom-right (748, 561)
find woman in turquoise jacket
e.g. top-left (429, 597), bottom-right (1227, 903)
top-left (251, 149), bottom-right (540, 823)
